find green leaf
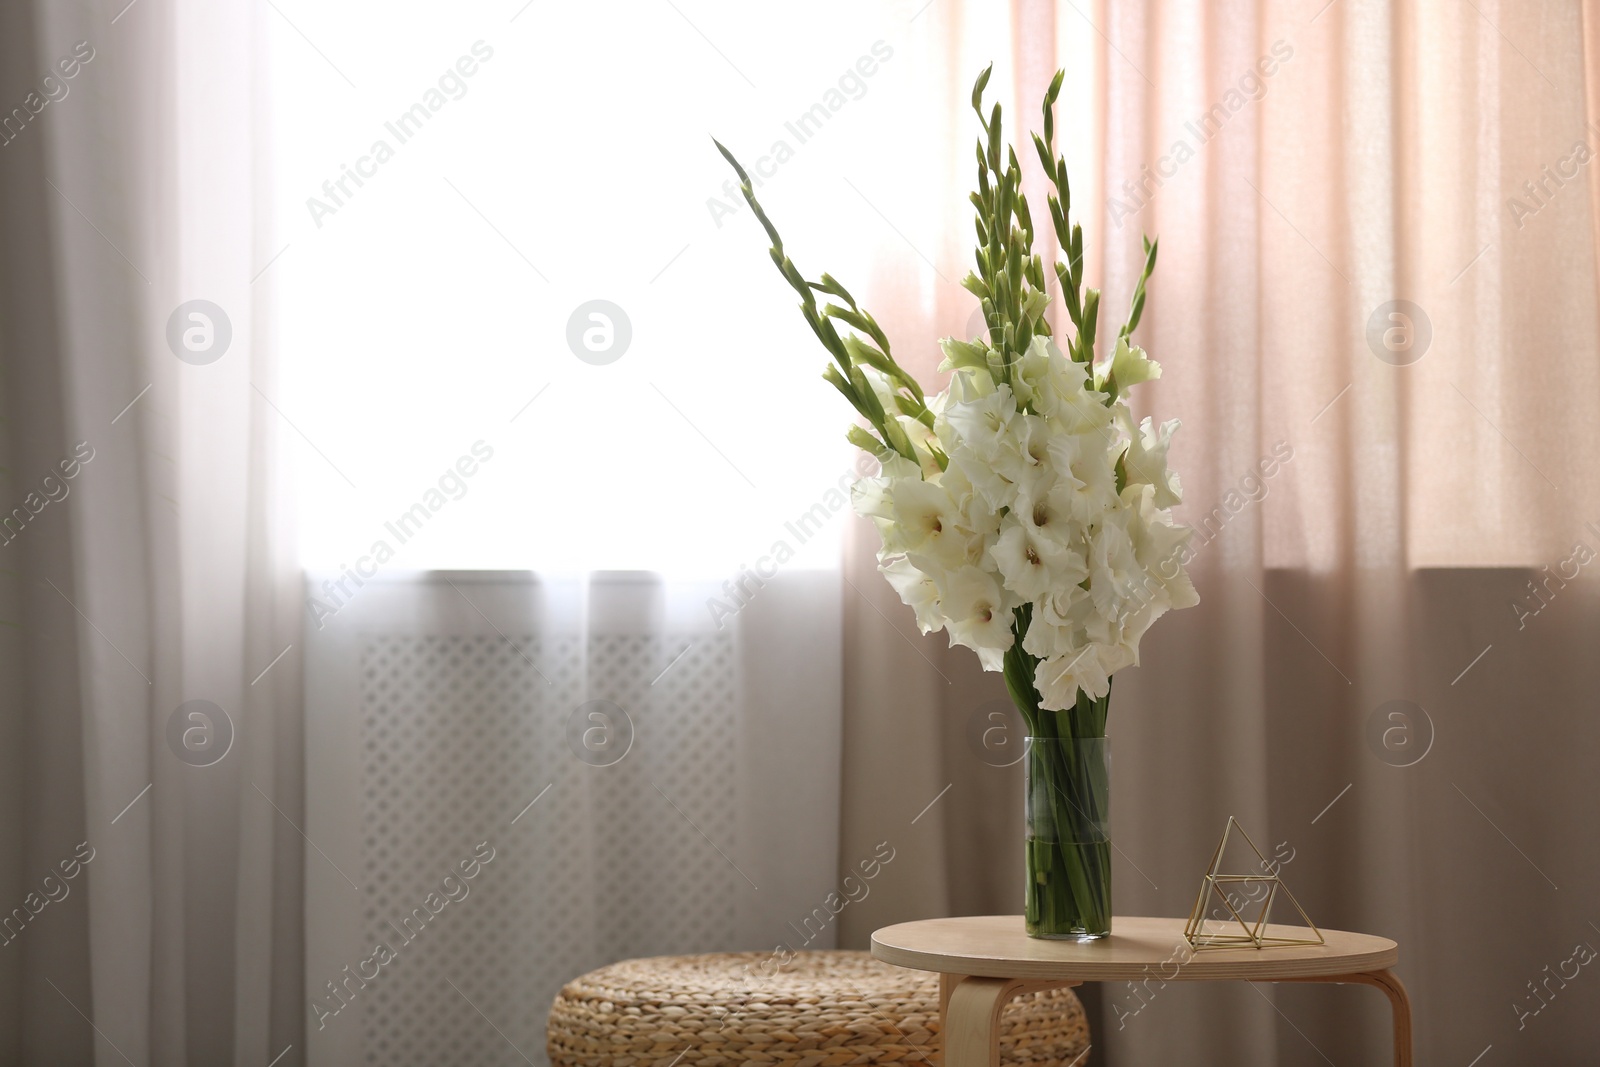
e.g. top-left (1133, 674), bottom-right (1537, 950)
top-left (1032, 133), bottom-right (1055, 185)
top-left (847, 364), bottom-right (885, 424)
top-left (846, 423), bottom-right (887, 457)
top-left (814, 273), bottom-right (858, 308)
top-left (827, 303), bottom-right (890, 353)
top-left (1042, 69), bottom-right (1064, 140)
top-left (822, 364), bottom-right (858, 408)
top-left (1119, 235), bottom-right (1159, 341)
top-left (843, 335), bottom-right (923, 401)
top-left (971, 63), bottom-right (994, 114)
top-left (712, 138), bottom-right (752, 186)
top-left (1081, 287), bottom-right (1101, 352)
top-left (883, 415), bottom-right (916, 459)
top-left (940, 337), bottom-right (990, 370)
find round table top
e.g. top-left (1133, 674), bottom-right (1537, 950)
top-left (871, 916), bottom-right (1398, 982)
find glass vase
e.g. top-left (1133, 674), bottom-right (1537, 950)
top-left (1024, 734), bottom-right (1111, 940)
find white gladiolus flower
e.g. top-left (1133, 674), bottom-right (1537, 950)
top-left (846, 316), bottom-right (1197, 710)
top-left (1121, 412), bottom-right (1183, 509)
top-left (1010, 339), bottom-right (1051, 413)
top-left (1042, 351), bottom-right (1116, 435)
top-left (885, 479), bottom-right (970, 570)
top-left (1021, 586), bottom-right (1083, 660)
top-left (942, 385), bottom-right (1017, 459)
top-left (935, 458), bottom-right (980, 517)
top-left (882, 556), bottom-right (944, 634)
top-left (938, 566), bottom-right (1014, 669)
top-left (850, 475), bottom-right (895, 523)
top-left (897, 415), bottom-right (945, 480)
top-left (1087, 511), bottom-right (1143, 623)
top-left (1045, 433), bottom-right (1120, 525)
top-left (863, 366), bottom-right (900, 419)
top-left (1035, 640), bottom-right (1130, 706)
top-left (990, 520), bottom-right (1087, 601)
top-left (1124, 486), bottom-right (1200, 613)
top-left (948, 365), bottom-right (997, 404)
top-left (1009, 477), bottom-right (1076, 552)
top-left (992, 414), bottom-right (1057, 494)
top-left (1101, 336), bottom-right (1162, 391)
top-left (946, 440), bottom-right (1016, 514)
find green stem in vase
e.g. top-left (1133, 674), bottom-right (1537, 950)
top-left (1010, 607), bottom-right (1113, 939)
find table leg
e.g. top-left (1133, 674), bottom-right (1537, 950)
top-left (938, 976), bottom-right (1080, 1067)
top-left (1348, 970), bottom-right (1412, 1067)
top-left (1265, 969), bottom-right (1412, 1067)
top-left (943, 976), bottom-right (1026, 1067)
top-left (938, 973), bottom-right (967, 1021)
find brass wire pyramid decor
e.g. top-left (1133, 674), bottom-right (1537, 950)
top-left (1183, 817), bottom-right (1325, 950)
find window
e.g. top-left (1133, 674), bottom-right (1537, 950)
top-left (268, 1), bottom-right (919, 574)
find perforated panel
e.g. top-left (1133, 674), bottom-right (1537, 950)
top-left (356, 631), bottom-right (740, 1066)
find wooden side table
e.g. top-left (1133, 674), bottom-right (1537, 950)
top-left (871, 915), bottom-right (1409, 1067)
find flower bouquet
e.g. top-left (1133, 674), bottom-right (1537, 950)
top-left (717, 67), bottom-right (1197, 940)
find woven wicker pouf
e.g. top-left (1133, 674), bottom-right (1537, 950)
top-left (547, 950), bottom-right (1090, 1067)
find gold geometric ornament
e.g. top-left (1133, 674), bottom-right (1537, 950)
top-left (1183, 816), bottom-right (1325, 951)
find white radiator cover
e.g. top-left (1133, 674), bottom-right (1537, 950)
top-left (303, 571), bottom-right (842, 1067)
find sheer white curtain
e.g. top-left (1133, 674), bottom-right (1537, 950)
top-left (0, 0), bottom-right (302, 1064)
top-left (299, 570), bottom-right (843, 1065)
top-left (268, 4), bottom-right (881, 1064)
top-left (5, 1), bottom-right (872, 1064)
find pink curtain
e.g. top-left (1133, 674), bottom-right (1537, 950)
top-left (839, 1), bottom-right (1600, 1063)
